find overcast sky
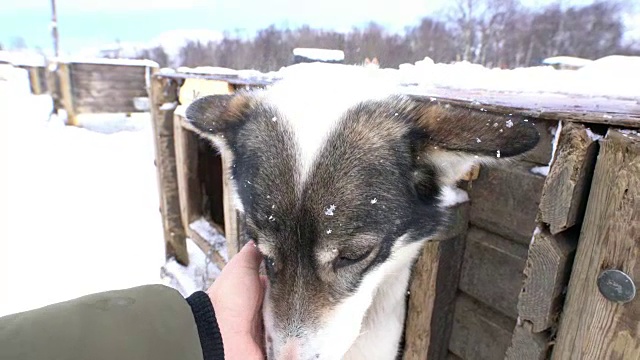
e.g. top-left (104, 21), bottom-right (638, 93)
top-left (0, 0), bottom-right (636, 55)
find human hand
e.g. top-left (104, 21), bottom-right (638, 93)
top-left (207, 241), bottom-right (266, 360)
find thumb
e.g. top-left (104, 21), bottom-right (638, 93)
top-left (230, 241), bottom-right (264, 272)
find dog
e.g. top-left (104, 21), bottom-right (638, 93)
top-left (186, 64), bottom-right (539, 360)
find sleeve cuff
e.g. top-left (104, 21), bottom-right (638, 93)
top-left (186, 291), bottom-right (225, 360)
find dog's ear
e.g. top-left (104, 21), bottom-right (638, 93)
top-left (185, 94), bottom-right (252, 140)
top-left (406, 96), bottom-right (540, 185)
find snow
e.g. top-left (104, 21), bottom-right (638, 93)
top-left (396, 55), bottom-right (640, 99)
top-left (189, 218), bottom-right (228, 262)
top-left (530, 226), bottom-right (542, 246)
top-left (324, 204), bottom-right (336, 216)
top-left (0, 50), bottom-right (46, 67)
top-left (439, 186), bottom-right (469, 207)
top-left (549, 123), bottom-right (563, 167)
top-left (161, 239), bottom-right (221, 297)
top-left (55, 56), bottom-right (159, 68)
top-left (177, 66), bottom-right (238, 76)
top-left (293, 48), bottom-right (345, 62)
top-left (0, 66), bottom-right (171, 317)
top-left (585, 128), bottom-right (603, 141)
top-left (531, 166), bottom-right (550, 177)
top-left (542, 56), bottom-right (593, 68)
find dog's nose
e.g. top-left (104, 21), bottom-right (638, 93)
top-left (280, 338), bottom-right (300, 360)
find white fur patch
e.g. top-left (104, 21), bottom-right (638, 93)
top-left (439, 185), bottom-right (469, 207)
top-left (263, 64), bottom-right (399, 183)
top-left (312, 237), bottom-right (425, 359)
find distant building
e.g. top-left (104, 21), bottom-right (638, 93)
top-left (542, 56), bottom-right (593, 70)
top-left (292, 48), bottom-right (345, 64)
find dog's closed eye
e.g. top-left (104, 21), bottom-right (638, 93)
top-left (333, 247), bottom-right (375, 270)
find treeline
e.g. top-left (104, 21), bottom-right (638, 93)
top-left (141, 0), bottom-right (636, 70)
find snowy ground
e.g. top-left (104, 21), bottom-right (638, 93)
top-left (0, 66), bottom-right (166, 317)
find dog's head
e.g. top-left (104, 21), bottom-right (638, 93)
top-left (186, 70), bottom-right (539, 360)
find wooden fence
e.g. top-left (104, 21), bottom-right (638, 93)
top-left (148, 69), bottom-right (640, 360)
top-left (51, 59), bottom-right (158, 125)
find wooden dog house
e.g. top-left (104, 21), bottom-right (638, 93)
top-left (149, 68), bottom-right (640, 360)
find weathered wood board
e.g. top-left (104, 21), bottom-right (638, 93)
top-left (449, 293), bottom-right (516, 360)
top-left (518, 228), bottom-right (577, 332)
top-left (458, 226), bottom-right (528, 319)
top-left (539, 122), bottom-right (599, 234)
top-left (468, 161), bottom-right (545, 244)
top-left (505, 321), bottom-right (549, 360)
top-left (149, 74), bottom-right (188, 265)
top-left (174, 114), bottom-right (203, 231)
top-left (403, 204), bottom-right (469, 360)
top-left (552, 129), bottom-right (640, 360)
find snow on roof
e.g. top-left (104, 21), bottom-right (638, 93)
top-left (177, 66), bottom-right (239, 76)
top-left (542, 56), bottom-right (593, 68)
top-left (395, 56), bottom-right (640, 99)
top-left (293, 48), bottom-right (345, 62)
top-left (0, 50), bottom-right (46, 67)
top-left (55, 57), bottom-right (159, 68)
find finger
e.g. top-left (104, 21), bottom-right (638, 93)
top-left (232, 240), bottom-right (264, 272)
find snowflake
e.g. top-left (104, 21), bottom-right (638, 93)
top-left (505, 119), bottom-right (514, 128)
top-left (326, 229), bottom-right (332, 234)
top-left (371, 198), bottom-right (378, 204)
top-left (496, 150), bottom-right (501, 158)
top-left (476, 138), bottom-right (482, 143)
top-left (324, 204), bottom-right (336, 216)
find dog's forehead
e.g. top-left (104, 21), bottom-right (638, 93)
top-left (236, 92), bottom-right (418, 250)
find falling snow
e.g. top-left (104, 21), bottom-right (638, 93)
top-left (476, 138), bottom-right (482, 143)
top-left (371, 198), bottom-right (378, 204)
top-left (496, 150), bottom-right (501, 158)
top-left (326, 229), bottom-right (332, 234)
top-left (505, 119), bottom-right (514, 128)
top-left (324, 204), bottom-right (336, 216)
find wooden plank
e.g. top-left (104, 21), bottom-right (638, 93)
top-left (449, 293), bottom-right (516, 360)
top-left (468, 161), bottom-right (545, 244)
top-left (458, 226), bottom-right (528, 319)
top-left (411, 91), bottom-right (640, 129)
top-left (149, 72), bottom-right (189, 265)
top-left (176, 78), bottom-right (240, 257)
top-left (552, 129), bottom-right (640, 360)
top-left (403, 204), bottom-right (469, 360)
top-left (505, 321), bottom-right (549, 360)
top-left (179, 78), bottom-right (233, 105)
top-left (539, 122), bottom-right (599, 234)
top-left (57, 62), bottom-right (77, 126)
top-left (518, 228), bottom-right (577, 332)
top-left (446, 352), bottom-right (463, 360)
top-left (222, 153), bottom-right (241, 257)
top-left (174, 114), bottom-right (203, 231)
top-left (521, 120), bottom-right (557, 166)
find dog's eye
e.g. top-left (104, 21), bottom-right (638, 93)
top-left (334, 248), bottom-right (374, 270)
top-left (264, 256), bottom-right (276, 276)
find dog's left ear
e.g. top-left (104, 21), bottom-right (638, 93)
top-left (185, 94), bottom-right (252, 141)
top-left (406, 96), bottom-right (540, 185)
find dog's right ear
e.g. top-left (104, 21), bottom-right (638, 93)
top-left (185, 94), bottom-right (252, 139)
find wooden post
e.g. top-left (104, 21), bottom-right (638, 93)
top-left (174, 114), bottom-right (202, 231)
top-left (403, 204), bottom-right (469, 360)
top-left (552, 129), bottom-right (640, 359)
top-left (149, 72), bottom-right (189, 265)
top-left (57, 62), bottom-right (77, 126)
top-left (507, 122), bottom-right (598, 359)
top-left (539, 122), bottom-right (599, 234)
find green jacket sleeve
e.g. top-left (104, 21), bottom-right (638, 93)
top-left (0, 285), bottom-right (216, 360)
